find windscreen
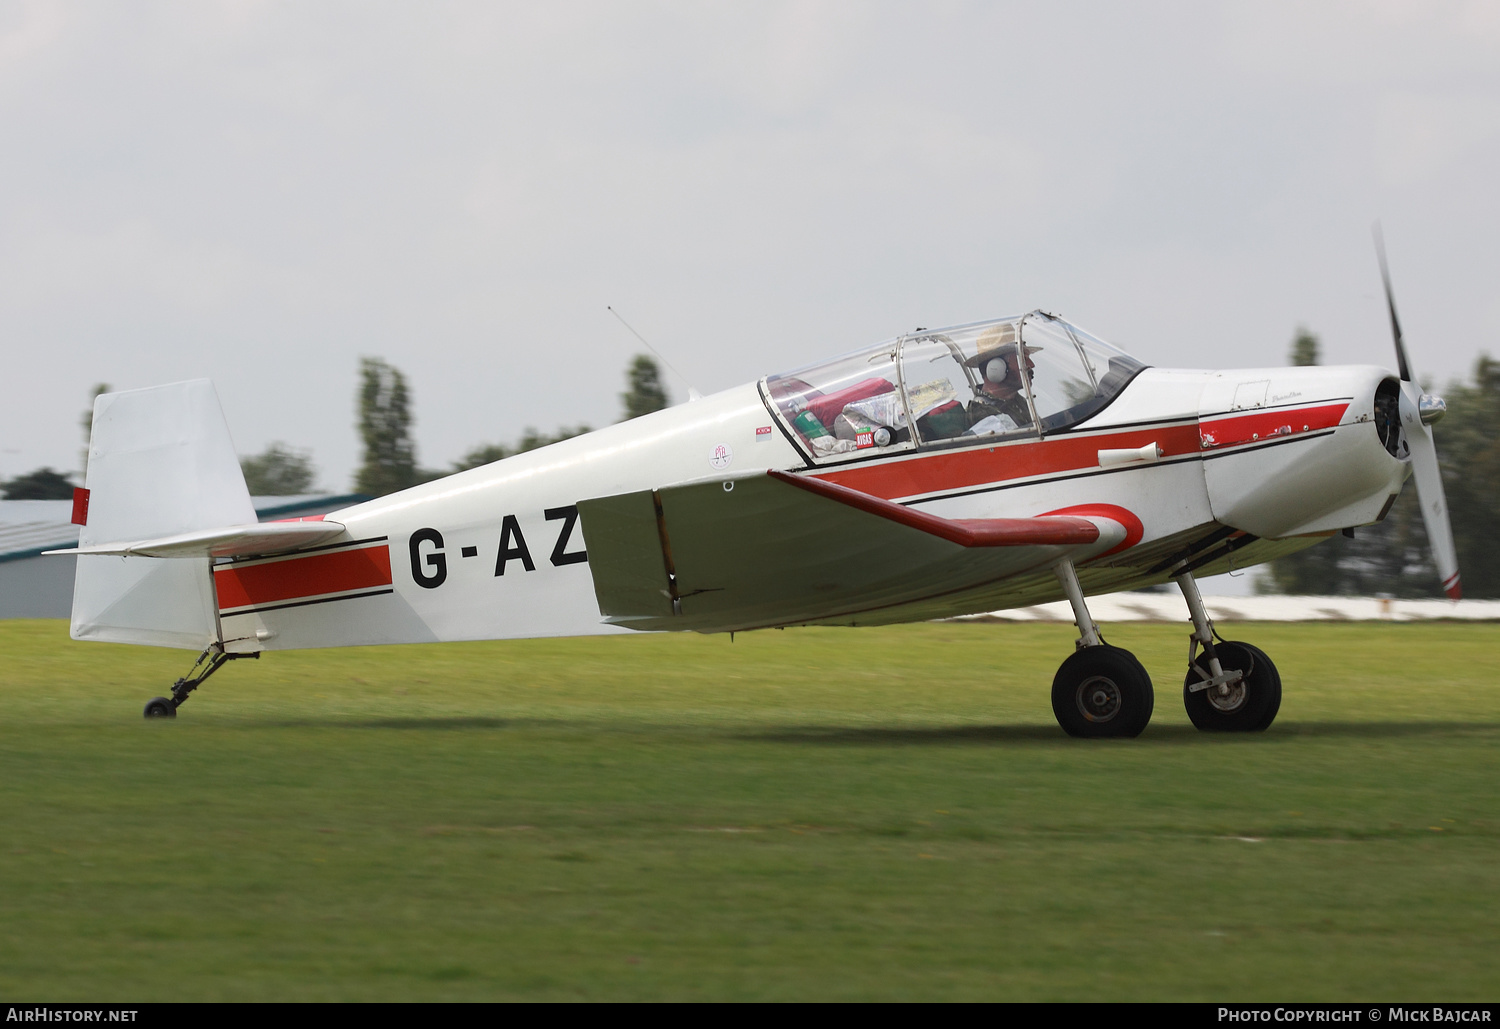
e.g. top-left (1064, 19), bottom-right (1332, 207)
top-left (1014, 313), bottom-right (1147, 434)
top-left (762, 313), bottom-right (1146, 460)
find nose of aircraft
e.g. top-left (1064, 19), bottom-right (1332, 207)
top-left (1203, 233), bottom-right (1464, 600)
top-left (1199, 364), bottom-right (1410, 542)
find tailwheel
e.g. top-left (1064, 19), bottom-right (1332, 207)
top-left (1183, 641), bottom-right (1281, 732)
top-left (1051, 645), bottom-right (1155, 739)
top-left (139, 644), bottom-right (259, 720)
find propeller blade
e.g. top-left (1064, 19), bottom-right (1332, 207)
top-left (1376, 227), bottom-right (1459, 599)
top-left (1373, 222), bottom-right (1414, 382)
top-left (1399, 380), bottom-right (1461, 600)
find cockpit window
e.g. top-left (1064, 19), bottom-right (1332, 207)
top-left (896, 328), bottom-right (1034, 444)
top-left (762, 313), bottom-right (1146, 462)
top-left (763, 342), bottom-right (914, 460)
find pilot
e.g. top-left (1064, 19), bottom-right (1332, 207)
top-left (962, 325), bottom-right (1038, 431)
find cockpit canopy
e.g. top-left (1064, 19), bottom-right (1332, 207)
top-left (762, 312), bottom-right (1147, 462)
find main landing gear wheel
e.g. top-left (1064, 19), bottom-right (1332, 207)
top-left (1183, 641), bottom-right (1281, 732)
top-left (143, 697), bottom-right (176, 719)
top-left (1052, 645), bottom-right (1155, 738)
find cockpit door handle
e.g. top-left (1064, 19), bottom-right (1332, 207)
top-left (1098, 442), bottom-right (1162, 467)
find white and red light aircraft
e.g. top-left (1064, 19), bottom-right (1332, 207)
top-left (52, 257), bottom-right (1456, 737)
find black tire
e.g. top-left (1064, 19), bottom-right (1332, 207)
top-left (143, 697), bottom-right (176, 719)
top-left (1241, 643), bottom-right (1283, 731)
top-left (1182, 640), bottom-right (1281, 732)
top-left (1051, 644), bottom-right (1155, 738)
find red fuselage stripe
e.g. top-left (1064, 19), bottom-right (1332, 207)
top-left (812, 423), bottom-right (1202, 501)
top-left (1199, 403), bottom-right (1349, 449)
top-left (215, 545), bottom-right (393, 610)
top-left (810, 404), bottom-right (1349, 502)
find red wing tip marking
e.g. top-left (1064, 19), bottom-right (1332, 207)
top-left (1444, 574), bottom-right (1463, 601)
top-left (1038, 503), bottom-right (1144, 557)
top-left (768, 469), bottom-right (1104, 548)
top-left (946, 517), bottom-right (1100, 547)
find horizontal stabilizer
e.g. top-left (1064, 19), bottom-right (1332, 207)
top-left (48, 520), bottom-right (347, 559)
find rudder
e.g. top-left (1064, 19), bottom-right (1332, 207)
top-left (71, 380), bottom-right (255, 649)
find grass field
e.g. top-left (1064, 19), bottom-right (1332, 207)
top-left (2, 617), bottom-right (1498, 1001)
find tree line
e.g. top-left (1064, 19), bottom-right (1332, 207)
top-left (0, 356), bottom-right (671, 501)
top-left (6, 340), bottom-right (1495, 599)
top-left (347, 353), bottom-right (667, 497)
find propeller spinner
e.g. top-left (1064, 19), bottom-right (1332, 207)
top-left (1374, 224), bottom-right (1462, 600)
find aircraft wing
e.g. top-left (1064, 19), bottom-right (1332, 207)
top-left (575, 470), bottom-right (1123, 633)
top-left (46, 520), bottom-right (347, 559)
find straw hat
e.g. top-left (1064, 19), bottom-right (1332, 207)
top-left (962, 323), bottom-right (1041, 368)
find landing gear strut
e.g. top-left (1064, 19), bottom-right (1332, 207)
top-left (143, 643), bottom-right (259, 719)
top-left (1049, 560), bottom-right (1155, 738)
top-left (1175, 573), bottom-right (1281, 732)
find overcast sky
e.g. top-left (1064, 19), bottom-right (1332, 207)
top-left (2, 1), bottom-right (1497, 490)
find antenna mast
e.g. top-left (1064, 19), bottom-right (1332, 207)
top-left (606, 306), bottom-right (702, 400)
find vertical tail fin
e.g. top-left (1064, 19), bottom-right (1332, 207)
top-left (71, 380), bottom-right (255, 649)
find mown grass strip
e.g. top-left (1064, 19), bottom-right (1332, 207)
top-left (1, 619), bottom-right (1497, 1000)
